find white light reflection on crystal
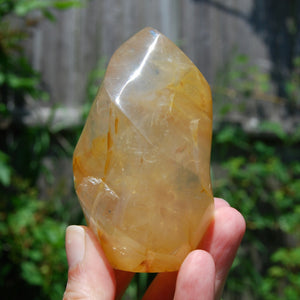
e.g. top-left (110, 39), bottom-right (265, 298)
top-left (115, 32), bottom-right (159, 106)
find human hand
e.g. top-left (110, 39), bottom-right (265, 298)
top-left (63, 198), bottom-right (245, 300)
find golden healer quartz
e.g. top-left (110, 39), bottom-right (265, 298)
top-left (73, 27), bottom-right (214, 272)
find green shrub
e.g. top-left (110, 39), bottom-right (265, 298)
top-left (0, 1), bottom-right (83, 299)
top-left (0, 180), bottom-right (69, 299)
top-left (212, 123), bottom-right (300, 299)
top-left (212, 53), bottom-right (300, 299)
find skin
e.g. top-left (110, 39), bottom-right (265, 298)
top-left (63, 198), bottom-right (246, 300)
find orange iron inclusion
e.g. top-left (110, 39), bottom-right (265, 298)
top-left (73, 27), bottom-right (214, 272)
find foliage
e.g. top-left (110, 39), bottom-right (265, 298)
top-left (212, 124), bottom-right (300, 299)
top-left (285, 56), bottom-right (300, 107)
top-left (212, 54), bottom-right (300, 299)
top-left (0, 0), bottom-right (82, 299)
top-left (0, 0), bottom-right (82, 110)
top-left (213, 53), bottom-right (273, 116)
top-left (0, 180), bottom-right (69, 299)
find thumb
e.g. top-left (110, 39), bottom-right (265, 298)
top-left (63, 226), bottom-right (116, 300)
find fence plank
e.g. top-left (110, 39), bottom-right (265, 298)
top-left (24, 0), bottom-right (298, 115)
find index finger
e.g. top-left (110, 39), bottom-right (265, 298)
top-left (199, 201), bottom-right (246, 298)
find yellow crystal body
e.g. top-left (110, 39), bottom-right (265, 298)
top-left (73, 27), bottom-right (214, 272)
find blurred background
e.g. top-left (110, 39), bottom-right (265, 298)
top-left (1, 0), bottom-right (299, 299)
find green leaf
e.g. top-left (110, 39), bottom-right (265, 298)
top-left (21, 261), bottom-right (43, 285)
top-left (254, 141), bottom-right (275, 156)
top-left (224, 157), bottom-right (246, 176)
top-left (272, 248), bottom-right (300, 267)
top-left (42, 8), bottom-right (56, 21)
top-left (236, 54), bottom-right (249, 64)
top-left (0, 163), bottom-right (11, 186)
top-left (28, 249), bottom-right (43, 262)
top-left (53, 0), bottom-right (82, 9)
top-left (285, 81), bottom-right (296, 95)
top-left (269, 266), bottom-right (285, 277)
top-left (6, 73), bottom-right (38, 89)
top-left (259, 121), bottom-right (286, 140)
top-left (0, 151), bottom-right (11, 186)
top-left (14, 0), bottom-right (54, 16)
top-left (215, 126), bottom-right (236, 144)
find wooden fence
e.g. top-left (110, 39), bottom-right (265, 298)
top-left (23, 0), bottom-right (299, 132)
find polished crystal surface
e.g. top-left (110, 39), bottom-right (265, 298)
top-left (73, 27), bottom-right (214, 272)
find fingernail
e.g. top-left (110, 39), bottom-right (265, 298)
top-left (66, 225), bottom-right (85, 268)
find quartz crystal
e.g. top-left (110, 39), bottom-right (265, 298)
top-left (73, 27), bottom-right (214, 272)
